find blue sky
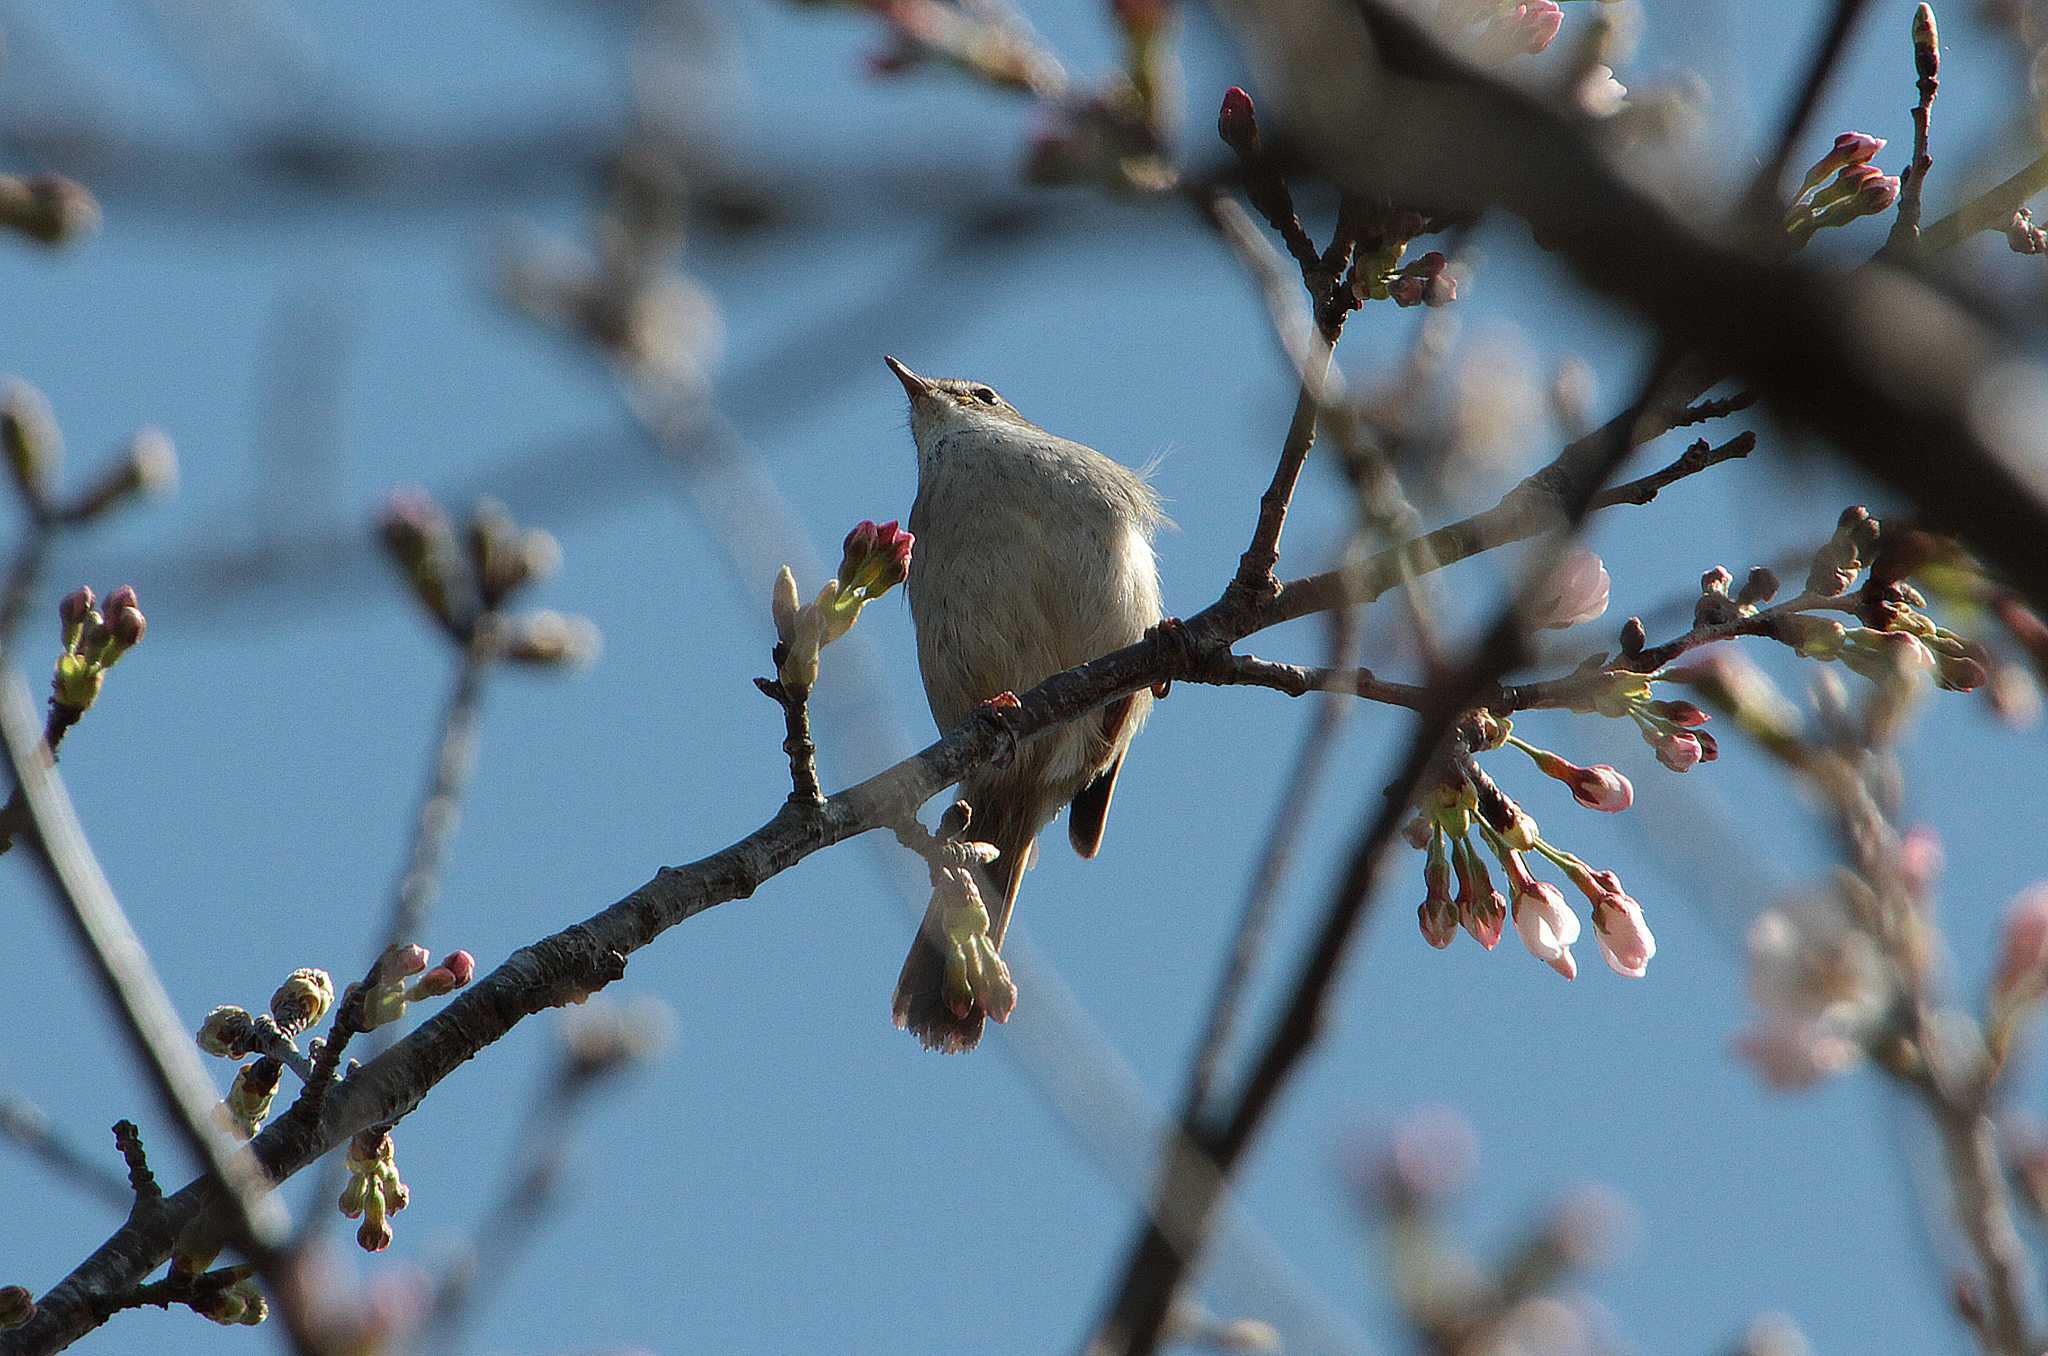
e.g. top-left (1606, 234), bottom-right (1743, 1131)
top-left (2, 3), bottom-right (2046, 1354)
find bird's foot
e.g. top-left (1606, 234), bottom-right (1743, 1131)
top-left (1149, 616), bottom-right (1197, 697)
top-left (975, 691), bottom-right (1022, 768)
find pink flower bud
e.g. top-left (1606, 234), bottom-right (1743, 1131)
top-left (1388, 275), bottom-right (1427, 308)
top-left (377, 943), bottom-right (431, 984)
top-left (58, 585), bottom-right (94, 637)
top-left (835, 519), bottom-right (914, 598)
top-left (1526, 745), bottom-right (1633, 812)
top-left (1418, 896), bottom-right (1459, 949)
top-left (409, 948), bottom-right (477, 1000)
top-left (107, 604), bottom-right (145, 651)
top-left (1511, 879), bottom-right (1581, 980)
top-left (1590, 890), bottom-right (1655, 978)
top-left (1452, 840), bottom-right (1505, 949)
top-left (1652, 730), bottom-right (1703, 773)
top-left (1993, 884), bottom-right (2048, 1004)
top-left (1217, 87), bottom-right (1259, 156)
top-left (103, 585), bottom-right (138, 615)
top-left (1796, 132), bottom-right (1886, 200)
top-left (1418, 836), bottom-right (1457, 949)
top-left (1527, 550), bottom-right (1610, 630)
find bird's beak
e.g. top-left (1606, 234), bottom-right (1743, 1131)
top-left (884, 355), bottom-right (933, 402)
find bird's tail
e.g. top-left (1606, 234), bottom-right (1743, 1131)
top-left (891, 803), bottom-right (1039, 1054)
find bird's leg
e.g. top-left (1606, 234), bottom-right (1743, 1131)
top-left (974, 691), bottom-right (1022, 768)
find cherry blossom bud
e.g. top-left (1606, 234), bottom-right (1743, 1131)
top-left (1590, 888), bottom-right (1656, 978)
top-left (1778, 613), bottom-right (1847, 659)
top-left (1840, 628), bottom-right (1935, 684)
top-left (408, 949), bottom-right (475, 1000)
top-left (1794, 132), bottom-right (1886, 200)
top-left (269, 968), bottom-right (334, 1037)
top-left (1738, 566), bottom-right (1781, 607)
top-left (1619, 616), bottom-right (1647, 654)
top-left (57, 586), bottom-right (94, 643)
top-left (1652, 699), bottom-right (1710, 728)
top-left (1993, 884), bottom-right (2048, 1006)
top-left (1912, 4), bottom-right (1939, 80)
top-left (1418, 832), bottom-right (1458, 949)
top-left (836, 519), bottom-right (914, 599)
top-left (1934, 649), bottom-right (1987, 692)
top-left (198, 1006), bottom-right (258, 1059)
top-left (780, 598), bottom-right (826, 691)
top-left (377, 944), bottom-right (430, 983)
top-left (104, 599), bottom-right (146, 657)
top-left (1651, 729), bottom-right (1703, 773)
top-left (1453, 838), bottom-right (1505, 949)
top-left (223, 1058), bottom-right (283, 1138)
top-left (1512, 878), bottom-right (1581, 980)
top-left (1217, 87), bottom-right (1259, 157)
top-left (1790, 165), bottom-right (1901, 239)
top-left (358, 1209), bottom-right (394, 1254)
top-left (1527, 550), bottom-right (1609, 630)
top-left (1557, 756), bottom-right (1631, 811)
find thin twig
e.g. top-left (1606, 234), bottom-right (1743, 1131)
top-left (1884, 4), bottom-right (1941, 257)
top-left (1589, 431), bottom-right (1757, 510)
top-left (386, 626), bottom-right (496, 953)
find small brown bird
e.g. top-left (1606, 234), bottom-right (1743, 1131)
top-left (886, 356), bottom-right (1165, 1052)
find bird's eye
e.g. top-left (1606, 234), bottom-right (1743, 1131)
top-left (971, 386), bottom-right (999, 405)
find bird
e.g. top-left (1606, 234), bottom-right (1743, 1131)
top-left (885, 355), bottom-right (1165, 1053)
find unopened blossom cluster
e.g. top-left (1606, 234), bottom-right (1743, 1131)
top-left (895, 803), bottom-right (1018, 1029)
top-left (340, 1128), bottom-right (409, 1253)
top-left (49, 584), bottom-right (146, 722)
top-left (4, 380), bottom-right (175, 521)
top-left (1784, 132), bottom-right (1900, 243)
top-left (196, 966), bottom-right (336, 1138)
top-left (1409, 732), bottom-right (1653, 982)
top-left (356, 942), bottom-right (477, 1032)
top-left (770, 519), bottom-right (914, 694)
top-left (1774, 508), bottom-right (1986, 692)
top-left (378, 491), bottom-right (597, 667)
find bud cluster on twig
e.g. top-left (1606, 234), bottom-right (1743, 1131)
top-left (378, 491), bottom-right (598, 668)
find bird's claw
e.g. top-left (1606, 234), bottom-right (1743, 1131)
top-left (976, 691), bottom-right (1022, 768)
